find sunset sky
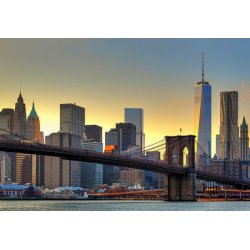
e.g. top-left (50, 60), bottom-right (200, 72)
top-left (1, 38), bottom-right (250, 156)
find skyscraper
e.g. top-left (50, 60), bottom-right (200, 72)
top-left (124, 108), bottom-right (145, 149)
top-left (85, 125), bottom-right (102, 142)
top-left (240, 116), bottom-right (249, 161)
top-left (124, 108), bottom-right (146, 188)
top-left (194, 54), bottom-right (211, 163)
top-left (103, 129), bottom-right (121, 186)
top-left (25, 101), bottom-right (44, 186)
top-left (26, 101), bottom-right (44, 143)
top-left (44, 132), bottom-right (81, 188)
top-left (105, 130), bottom-right (120, 148)
top-left (3, 94), bottom-right (31, 185)
top-left (81, 141), bottom-right (103, 189)
top-left (0, 108), bottom-right (15, 183)
top-left (13, 92), bottom-right (27, 137)
top-left (115, 123), bottom-right (136, 151)
top-left (219, 91), bottom-right (239, 160)
top-left (0, 151), bottom-right (15, 183)
top-left (15, 152), bottom-right (36, 185)
top-left (0, 108), bottom-right (14, 134)
top-left (106, 128), bottom-right (122, 151)
top-left (60, 103), bottom-right (85, 139)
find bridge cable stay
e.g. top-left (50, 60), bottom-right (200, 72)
top-left (194, 139), bottom-right (222, 177)
top-left (124, 143), bottom-right (166, 157)
top-left (194, 139), bottom-right (223, 188)
top-left (140, 136), bottom-right (187, 157)
top-left (125, 142), bottom-right (168, 155)
top-left (146, 144), bottom-right (166, 152)
top-left (123, 137), bottom-right (186, 160)
top-left (0, 133), bottom-right (16, 142)
top-left (0, 128), bottom-right (166, 158)
top-left (140, 139), bottom-right (165, 150)
top-left (0, 127), bottom-right (86, 156)
top-left (194, 139), bottom-right (221, 166)
top-left (0, 128), bottom-right (62, 152)
top-left (114, 135), bottom-right (191, 158)
top-left (146, 136), bottom-right (185, 154)
top-left (195, 139), bottom-right (209, 156)
top-left (143, 136), bottom-right (200, 163)
top-left (147, 145), bottom-right (166, 154)
top-left (116, 136), bottom-right (199, 168)
top-left (194, 139), bottom-right (210, 168)
top-left (0, 128), bottom-right (63, 153)
top-left (182, 148), bottom-right (218, 190)
top-left (0, 127), bottom-right (163, 157)
top-left (121, 139), bottom-right (166, 156)
top-left (0, 128), bottom-right (57, 156)
top-left (0, 127), bottom-right (37, 143)
top-left (123, 136), bottom-right (184, 157)
top-left (194, 139), bottom-right (212, 181)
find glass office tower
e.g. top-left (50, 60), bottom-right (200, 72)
top-left (124, 108), bottom-right (145, 150)
top-left (81, 141), bottom-right (103, 189)
top-left (194, 55), bottom-right (211, 164)
top-left (60, 103), bottom-right (85, 140)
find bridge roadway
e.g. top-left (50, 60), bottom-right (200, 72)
top-left (1, 139), bottom-right (250, 188)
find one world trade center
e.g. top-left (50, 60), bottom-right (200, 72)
top-left (194, 54), bottom-right (211, 165)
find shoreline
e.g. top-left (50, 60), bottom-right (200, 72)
top-left (1, 197), bottom-right (250, 202)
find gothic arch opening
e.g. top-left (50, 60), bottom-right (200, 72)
top-left (183, 146), bottom-right (189, 167)
top-left (171, 147), bottom-right (177, 164)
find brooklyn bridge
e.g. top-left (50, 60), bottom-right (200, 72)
top-left (1, 131), bottom-right (250, 201)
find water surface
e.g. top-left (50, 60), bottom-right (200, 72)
top-left (1, 200), bottom-right (250, 211)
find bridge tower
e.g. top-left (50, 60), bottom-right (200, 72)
top-left (165, 135), bottom-right (196, 201)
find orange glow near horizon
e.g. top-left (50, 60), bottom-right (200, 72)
top-left (0, 90), bottom-right (223, 158)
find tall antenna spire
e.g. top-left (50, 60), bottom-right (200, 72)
top-left (202, 53), bottom-right (204, 83)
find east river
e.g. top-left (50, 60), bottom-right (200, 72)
top-left (1, 200), bottom-right (250, 211)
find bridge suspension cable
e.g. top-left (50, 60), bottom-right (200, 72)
top-left (195, 139), bottom-right (209, 156)
top-left (124, 143), bottom-right (166, 157)
top-left (121, 139), bottom-right (165, 156)
top-left (126, 136), bottom-right (190, 157)
top-left (130, 143), bottom-right (165, 153)
top-left (0, 127), bottom-right (82, 156)
top-left (0, 127), bottom-right (38, 144)
top-left (124, 136), bottom-right (184, 156)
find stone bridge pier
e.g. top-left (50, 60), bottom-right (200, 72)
top-left (164, 135), bottom-right (196, 201)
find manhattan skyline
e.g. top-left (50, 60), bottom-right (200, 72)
top-left (1, 39), bottom-right (250, 156)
